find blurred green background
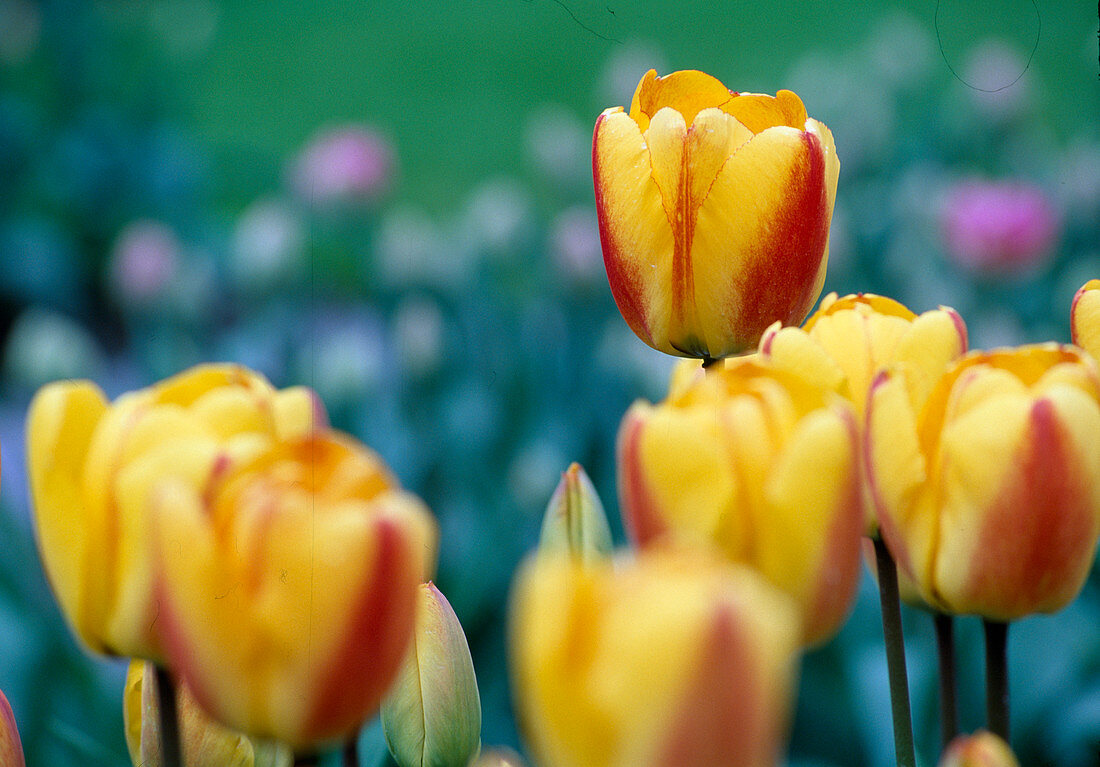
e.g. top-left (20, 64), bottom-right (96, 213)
top-left (1, 0), bottom-right (1099, 765)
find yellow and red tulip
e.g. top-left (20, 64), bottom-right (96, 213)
top-left (618, 358), bottom-right (862, 644)
top-left (594, 69), bottom-right (839, 360)
top-left (1070, 278), bottom-right (1100, 359)
top-left (26, 364), bottom-right (320, 659)
top-left (381, 582), bottom-right (482, 767)
top-left (759, 292), bottom-right (968, 532)
top-left (153, 431), bottom-right (437, 751)
top-left (0, 689), bottom-right (25, 767)
top-left (510, 547), bottom-right (800, 767)
top-left (124, 660), bottom-right (293, 767)
top-left (866, 344), bottom-right (1100, 620)
top-left (938, 731), bottom-right (1019, 767)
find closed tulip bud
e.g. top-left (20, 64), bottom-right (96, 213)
top-left (538, 462), bottom-right (613, 562)
top-left (760, 292), bottom-right (968, 532)
top-left (153, 431), bottom-right (437, 751)
top-left (938, 731), bottom-right (1020, 767)
top-left (619, 358), bottom-right (863, 644)
top-left (381, 582), bottom-right (481, 767)
top-left (594, 69), bottom-right (839, 360)
top-left (511, 547), bottom-right (800, 767)
top-left (123, 661), bottom-right (293, 767)
top-left (0, 689), bottom-right (25, 767)
top-left (1071, 279), bottom-right (1100, 359)
top-left (26, 364), bottom-right (322, 659)
top-left (867, 344), bottom-right (1100, 620)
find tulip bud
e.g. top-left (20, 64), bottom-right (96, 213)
top-left (594, 69), bottom-right (839, 360)
top-left (124, 661), bottom-right (292, 767)
top-left (619, 357), bottom-right (863, 645)
top-left (510, 547), bottom-right (801, 767)
top-left (382, 582), bottom-right (481, 767)
top-left (0, 689), bottom-right (26, 767)
top-left (469, 747), bottom-right (527, 767)
top-left (538, 463), bottom-right (613, 562)
top-left (867, 344), bottom-right (1100, 619)
top-left (1071, 279), bottom-right (1100, 360)
top-left (938, 731), bottom-right (1020, 767)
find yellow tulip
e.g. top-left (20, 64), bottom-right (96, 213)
top-left (381, 582), bottom-right (482, 767)
top-left (594, 69), bottom-right (839, 360)
top-left (27, 364), bottom-right (319, 658)
top-left (618, 358), bottom-right (862, 644)
top-left (1070, 278), bottom-right (1100, 359)
top-left (153, 431), bottom-right (437, 751)
top-left (0, 689), bottom-right (25, 767)
top-left (124, 660), bottom-right (293, 767)
top-left (759, 292), bottom-right (968, 532)
top-left (510, 547), bottom-right (800, 767)
top-left (866, 344), bottom-right (1100, 620)
top-left (937, 731), bottom-right (1019, 767)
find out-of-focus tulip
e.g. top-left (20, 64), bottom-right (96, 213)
top-left (289, 124), bottom-right (395, 204)
top-left (381, 582), bottom-right (481, 767)
top-left (538, 462), bottom-right (613, 562)
top-left (760, 292), bottom-right (968, 532)
top-left (469, 748), bottom-right (527, 767)
top-left (153, 430), bottom-right (437, 751)
top-left (27, 364), bottom-right (321, 659)
top-left (510, 547), bottom-right (800, 767)
top-left (940, 179), bottom-right (1059, 278)
top-left (1071, 279), bottom-right (1100, 360)
top-left (619, 358), bottom-right (862, 644)
top-left (938, 731), bottom-right (1020, 767)
top-left (593, 69), bottom-right (839, 360)
top-left (867, 344), bottom-right (1100, 620)
top-left (0, 689), bottom-right (25, 767)
top-left (124, 661), bottom-right (293, 767)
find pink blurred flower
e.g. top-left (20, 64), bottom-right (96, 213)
top-left (109, 220), bottom-right (181, 307)
top-left (290, 125), bottom-right (396, 204)
top-left (941, 179), bottom-right (1059, 277)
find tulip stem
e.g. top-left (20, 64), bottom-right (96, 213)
top-left (154, 665), bottom-right (182, 767)
top-left (343, 740), bottom-right (358, 767)
top-left (701, 356), bottom-right (720, 369)
top-left (934, 612), bottom-right (958, 748)
top-left (873, 536), bottom-right (916, 767)
top-left (984, 619), bottom-right (1010, 741)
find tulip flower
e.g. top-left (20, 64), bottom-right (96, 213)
top-left (1071, 278), bottom-right (1100, 360)
top-left (593, 69), bottom-right (839, 360)
top-left (538, 462), bottom-right (613, 562)
top-left (124, 660), bottom-right (293, 767)
top-left (618, 358), bottom-right (863, 644)
top-left (510, 547), bottom-right (800, 767)
top-left (0, 689), bottom-right (25, 767)
top-left (153, 430), bottom-right (437, 751)
top-left (938, 731), bottom-right (1019, 767)
top-left (866, 344), bottom-right (1100, 620)
top-left (27, 364), bottom-right (321, 659)
top-left (760, 292), bottom-right (968, 532)
top-left (469, 748), bottom-right (527, 767)
top-left (382, 582), bottom-right (481, 767)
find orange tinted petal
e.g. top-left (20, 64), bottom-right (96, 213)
top-left (721, 89), bottom-right (808, 133)
top-left (629, 69), bottom-right (736, 131)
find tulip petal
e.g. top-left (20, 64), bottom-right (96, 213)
top-left (594, 108), bottom-right (674, 352)
top-left (628, 69), bottom-right (735, 131)
top-left (690, 126), bottom-right (829, 355)
top-left (1071, 279), bottom-right (1100, 359)
top-left (721, 89), bottom-right (808, 133)
top-left (27, 381), bottom-right (110, 652)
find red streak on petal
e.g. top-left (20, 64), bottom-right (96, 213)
top-left (729, 131), bottom-right (829, 344)
top-left (304, 516), bottom-right (418, 740)
top-left (959, 398), bottom-right (1096, 618)
top-left (944, 306), bottom-right (969, 354)
top-left (594, 114), bottom-right (652, 345)
top-left (653, 601), bottom-right (773, 767)
top-left (617, 413), bottom-right (668, 547)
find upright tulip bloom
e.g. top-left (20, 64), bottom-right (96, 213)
top-left (866, 345), bottom-right (1100, 620)
top-left (594, 69), bottom-right (839, 359)
top-left (1071, 279), bottom-right (1100, 359)
top-left (27, 364), bottom-right (320, 658)
top-left (538, 462), bottom-right (613, 562)
top-left (153, 431), bottom-right (437, 751)
top-left (510, 548), bottom-right (800, 767)
top-left (938, 731), bottom-right (1019, 767)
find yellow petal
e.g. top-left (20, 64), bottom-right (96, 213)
top-left (1071, 279), bottom-right (1100, 360)
top-left (721, 89), bottom-right (808, 133)
top-left (628, 69), bottom-right (735, 132)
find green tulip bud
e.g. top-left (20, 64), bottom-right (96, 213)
top-left (538, 463), bottom-right (613, 562)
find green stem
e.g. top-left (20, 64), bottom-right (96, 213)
top-left (934, 612), bottom-right (958, 748)
top-left (344, 739), bottom-right (358, 767)
top-left (984, 619), bottom-right (1010, 741)
top-left (154, 665), bottom-right (182, 767)
top-left (873, 536), bottom-right (916, 767)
